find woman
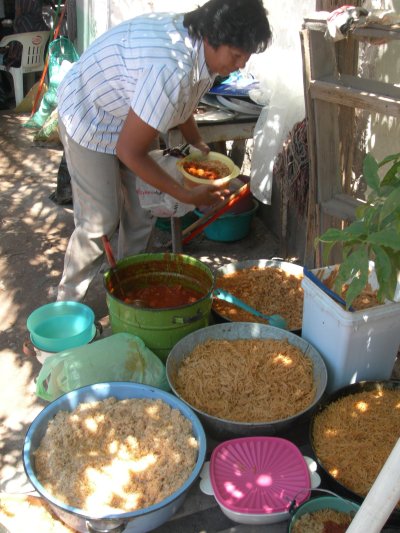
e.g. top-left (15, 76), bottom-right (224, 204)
top-left (57, 0), bottom-right (272, 302)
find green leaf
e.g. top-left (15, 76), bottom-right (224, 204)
top-left (318, 228), bottom-right (347, 243)
top-left (342, 221), bottom-right (367, 238)
top-left (379, 187), bottom-right (400, 225)
top-left (334, 249), bottom-right (370, 308)
top-left (378, 152), bottom-right (400, 168)
top-left (381, 161), bottom-right (400, 187)
top-left (367, 229), bottom-right (400, 251)
top-left (363, 153), bottom-right (380, 191)
top-left (373, 246), bottom-right (397, 302)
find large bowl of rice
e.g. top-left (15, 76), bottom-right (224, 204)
top-left (166, 322), bottom-right (328, 440)
top-left (23, 382), bottom-right (207, 533)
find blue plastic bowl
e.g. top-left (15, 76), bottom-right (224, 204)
top-left (195, 199), bottom-right (258, 242)
top-left (23, 382), bottom-right (207, 533)
top-left (27, 301), bottom-right (95, 352)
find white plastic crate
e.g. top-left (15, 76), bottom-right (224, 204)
top-left (301, 265), bottom-right (400, 393)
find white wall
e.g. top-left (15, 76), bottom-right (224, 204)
top-left (363, 0), bottom-right (400, 161)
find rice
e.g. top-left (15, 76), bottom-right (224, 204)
top-left (34, 397), bottom-right (199, 515)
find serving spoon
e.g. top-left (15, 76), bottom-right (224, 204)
top-left (214, 288), bottom-right (288, 330)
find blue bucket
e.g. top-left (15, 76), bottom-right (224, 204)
top-left (195, 200), bottom-right (258, 242)
top-left (27, 301), bottom-right (95, 352)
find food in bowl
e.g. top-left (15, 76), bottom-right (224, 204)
top-left (213, 265), bottom-right (304, 331)
top-left (34, 397), bottom-right (199, 515)
top-left (122, 283), bottom-right (206, 307)
top-left (291, 508), bottom-right (353, 533)
top-left (174, 338), bottom-right (316, 423)
top-left (182, 159), bottom-right (230, 180)
top-left (312, 387), bottom-right (400, 507)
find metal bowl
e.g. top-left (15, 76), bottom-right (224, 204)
top-left (309, 380), bottom-right (400, 526)
top-left (166, 322), bottom-right (328, 440)
top-left (23, 382), bottom-right (207, 533)
top-left (212, 259), bottom-right (304, 333)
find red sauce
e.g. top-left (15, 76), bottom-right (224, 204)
top-left (323, 520), bottom-right (351, 533)
top-left (123, 284), bottom-right (204, 308)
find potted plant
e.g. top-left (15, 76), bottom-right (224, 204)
top-left (301, 151), bottom-right (400, 393)
top-left (317, 151), bottom-right (400, 308)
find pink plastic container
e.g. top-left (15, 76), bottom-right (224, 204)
top-left (209, 436), bottom-right (311, 523)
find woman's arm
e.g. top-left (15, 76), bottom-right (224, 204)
top-left (177, 114), bottom-right (210, 154)
top-left (116, 109), bottom-right (228, 206)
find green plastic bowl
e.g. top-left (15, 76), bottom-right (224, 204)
top-left (194, 200), bottom-right (258, 242)
top-left (27, 301), bottom-right (95, 352)
top-left (288, 494), bottom-right (360, 531)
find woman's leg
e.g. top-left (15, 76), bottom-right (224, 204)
top-left (57, 120), bottom-right (122, 301)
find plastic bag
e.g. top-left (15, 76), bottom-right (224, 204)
top-left (136, 150), bottom-right (195, 217)
top-left (36, 332), bottom-right (170, 402)
top-left (24, 37), bottom-right (79, 129)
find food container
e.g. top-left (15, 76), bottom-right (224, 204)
top-left (23, 323), bottom-right (101, 365)
top-left (199, 437), bottom-right (321, 525)
top-left (176, 151), bottom-right (240, 188)
top-left (301, 264), bottom-right (400, 393)
top-left (27, 301), bottom-right (96, 352)
top-left (309, 380), bottom-right (400, 526)
top-left (23, 382), bottom-right (207, 533)
top-left (288, 490), bottom-right (360, 532)
top-left (104, 253), bottom-right (214, 361)
top-left (212, 259), bottom-right (304, 333)
top-left (194, 200), bottom-right (258, 242)
top-left (166, 322), bottom-right (328, 440)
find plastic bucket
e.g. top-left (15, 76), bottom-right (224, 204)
top-left (288, 492), bottom-right (360, 532)
top-left (301, 264), bottom-right (400, 393)
top-left (26, 302), bottom-right (95, 352)
top-left (104, 253), bottom-right (214, 361)
top-left (194, 200), bottom-right (258, 242)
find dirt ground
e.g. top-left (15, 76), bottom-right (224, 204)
top-left (0, 109), bottom-right (280, 493)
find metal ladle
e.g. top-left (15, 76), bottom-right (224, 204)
top-left (214, 288), bottom-right (288, 330)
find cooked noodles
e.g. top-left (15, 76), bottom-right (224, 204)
top-left (174, 338), bottom-right (316, 422)
top-left (292, 509), bottom-right (353, 533)
top-left (313, 388), bottom-right (400, 505)
top-left (213, 266), bottom-right (303, 330)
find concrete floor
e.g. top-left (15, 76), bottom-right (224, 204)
top-left (0, 109), bottom-right (280, 494)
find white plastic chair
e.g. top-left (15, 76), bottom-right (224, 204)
top-left (0, 30), bottom-right (51, 105)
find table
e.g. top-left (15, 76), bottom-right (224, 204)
top-left (167, 114), bottom-right (259, 147)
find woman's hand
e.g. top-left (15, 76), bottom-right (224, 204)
top-left (187, 183), bottom-right (230, 206)
top-left (191, 139), bottom-right (210, 154)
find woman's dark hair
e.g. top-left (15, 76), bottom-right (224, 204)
top-left (183, 0), bottom-right (272, 54)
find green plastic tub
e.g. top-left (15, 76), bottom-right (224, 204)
top-left (288, 493), bottom-right (360, 532)
top-left (104, 253), bottom-right (214, 361)
top-left (194, 200), bottom-right (258, 242)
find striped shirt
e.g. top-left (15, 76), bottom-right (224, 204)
top-left (58, 12), bottom-right (215, 154)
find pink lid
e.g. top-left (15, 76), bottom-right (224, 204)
top-left (210, 436), bottom-right (310, 514)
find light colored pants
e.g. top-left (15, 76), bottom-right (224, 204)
top-left (57, 120), bottom-right (156, 302)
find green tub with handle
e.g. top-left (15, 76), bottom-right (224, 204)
top-left (104, 253), bottom-right (214, 361)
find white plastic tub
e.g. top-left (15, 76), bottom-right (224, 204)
top-left (301, 265), bottom-right (400, 393)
